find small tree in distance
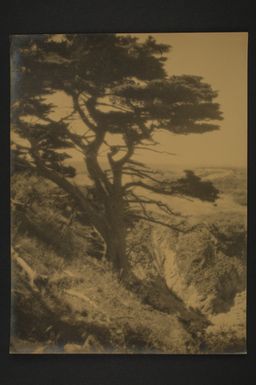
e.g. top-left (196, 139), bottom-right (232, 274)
top-left (11, 34), bottom-right (222, 276)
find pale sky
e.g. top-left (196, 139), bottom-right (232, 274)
top-left (47, 32), bottom-right (248, 169)
top-left (135, 32), bottom-right (248, 168)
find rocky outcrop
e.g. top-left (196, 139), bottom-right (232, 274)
top-left (146, 219), bottom-right (246, 353)
top-left (150, 224), bottom-right (246, 316)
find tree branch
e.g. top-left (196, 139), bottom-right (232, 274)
top-left (135, 146), bottom-right (176, 156)
top-left (96, 102), bottom-right (132, 113)
top-left (28, 138), bottom-right (107, 233)
top-left (123, 180), bottom-right (174, 195)
top-left (124, 164), bottom-right (159, 175)
top-left (108, 141), bottom-right (134, 168)
top-left (35, 104), bottom-right (112, 198)
top-left (86, 131), bottom-right (113, 196)
top-left (126, 159), bottom-right (149, 169)
top-left (122, 168), bottom-right (163, 184)
top-left (40, 115), bottom-right (90, 153)
top-left (131, 214), bottom-right (193, 233)
top-left (72, 93), bottom-right (97, 131)
top-left (127, 191), bottom-right (181, 217)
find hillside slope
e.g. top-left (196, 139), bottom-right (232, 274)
top-left (11, 171), bottom-right (246, 354)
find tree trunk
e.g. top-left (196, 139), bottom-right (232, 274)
top-left (105, 221), bottom-right (128, 274)
top-left (104, 194), bottom-right (129, 275)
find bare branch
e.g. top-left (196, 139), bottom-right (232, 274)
top-left (96, 102), bottom-right (132, 113)
top-left (131, 214), bottom-right (193, 233)
top-left (135, 146), bottom-right (176, 156)
top-left (127, 191), bottom-right (149, 218)
top-left (123, 180), bottom-right (174, 195)
top-left (126, 159), bottom-right (148, 169)
top-left (65, 131), bottom-right (88, 152)
top-left (72, 93), bottom-right (97, 131)
top-left (123, 165), bottom-right (159, 175)
top-left (58, 110), bottom-right (77, 123)
top-left (108, 142), bottom-right (134, 169)
top-left (122, 168), bottom-right (163, 184)
top-left (127, 191), bottom-right (181, 217)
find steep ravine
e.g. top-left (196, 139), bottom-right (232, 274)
top-left (150, 223), bottom-right (246, 349)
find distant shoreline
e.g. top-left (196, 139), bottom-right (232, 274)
top-left (69, 159), bottom-right (246, 172)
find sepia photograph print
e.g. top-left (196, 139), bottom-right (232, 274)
top-left (10, 32), bottom-right (247, 354)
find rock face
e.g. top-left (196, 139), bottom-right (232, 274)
top-left (151, 224), bottom-right (246, 316)
top-left (148, 220), bottom-right (246, 352)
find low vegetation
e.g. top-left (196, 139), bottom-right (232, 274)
top-left (11, 171), bottom-right (246, 353)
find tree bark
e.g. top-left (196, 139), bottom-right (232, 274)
top-left (103, 192), bottom-right (129, 275)
top-left (105, 216), bottom-right (128, 274)
top-left (104, 154), bottom-right (131, 275)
